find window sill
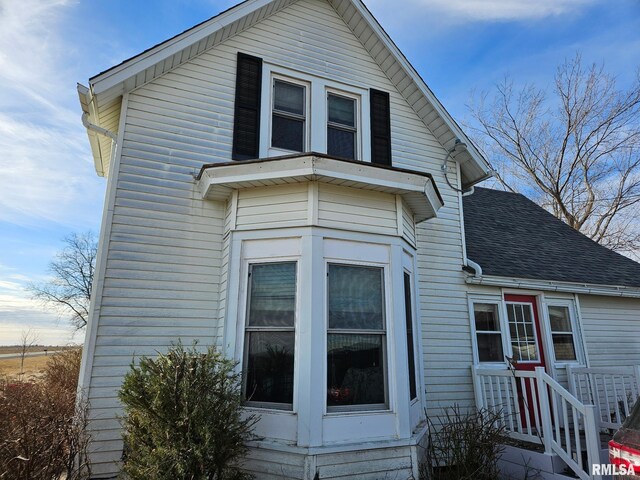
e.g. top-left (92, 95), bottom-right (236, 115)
top-left (324, 408), bottom-right (393, 417)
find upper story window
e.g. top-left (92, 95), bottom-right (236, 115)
top-left (327, 92), bottom-right (358, 160)
top-left (233, 54), bottom-right (393, 165)
top-left (243, 262), bottom-right (297, 410)
top-left (547, 305), bottom-right (578, 362)
top-left (271, 79), bottom-right (307, 153)
top-left (327, 263), bottom-right (387, 411)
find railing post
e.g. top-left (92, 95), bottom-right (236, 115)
top-left (584, 404), bottom-right (603, 480)
top-left (567, 364), bottom-right (577, 396)
top-left (471, 365), bottom-right (484, 410)
top-left (534, 367), bottom-right (553, 455)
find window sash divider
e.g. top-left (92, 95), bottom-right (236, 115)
top-left (327, 329), bottom-right (385, 335)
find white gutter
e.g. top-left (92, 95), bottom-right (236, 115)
top-left (465, 274), bottom-right (640, 299)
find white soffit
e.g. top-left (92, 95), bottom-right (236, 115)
top-left (198, 154), bottom-right (444, 222)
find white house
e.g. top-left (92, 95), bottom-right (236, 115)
top-left (77, 0), bottom-right (640, 479)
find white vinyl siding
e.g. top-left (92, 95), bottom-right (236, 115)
top-left (317, 183), bottom-right (397, 236)
top-left (236, 184), bottom-right (309, 230)
top-left (83, 0), bottom-right (466, 474)
top-left (579, 295), bottom-right (640, 367)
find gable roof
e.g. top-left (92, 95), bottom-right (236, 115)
top-left (78, 0), bottom-right (491, 185)
top-left (463, 187), bottom-right (640, 289)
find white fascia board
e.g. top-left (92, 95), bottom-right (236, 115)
top-left (89, 0), bottom-right (274, 95)
top-left (465, 274), bottom-right (640, 299)
top-left (77, 84), bottom-right (105, 177)
top-left (348, 0), bottom-right (491, 177)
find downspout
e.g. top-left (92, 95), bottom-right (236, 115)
top-left (464, 257), bottom-right (483, 279)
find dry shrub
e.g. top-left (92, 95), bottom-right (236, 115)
top-left (422, 405), bottom-right (506, 480)
top-left (0, 349), bottom-right (91, 479)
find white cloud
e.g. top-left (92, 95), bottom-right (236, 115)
top-left (417, 0), bottom-right (595, 22)
top-left (366, 0), bottom-right (597, 29)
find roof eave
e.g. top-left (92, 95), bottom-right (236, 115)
top-left (465, 274), bottom-right (640, 299)
top-left (77, 84), bottom-right (106, 177)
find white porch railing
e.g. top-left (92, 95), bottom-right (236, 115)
top-left (472, 366), bottom-right (602, 480)
top-left (568, 365), bottom-right (640, 430)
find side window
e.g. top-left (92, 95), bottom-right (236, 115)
top-left (327, 92), bottom-right (358, 160)
top-left (243, 262), bottom-right (297, 409)
top-left (271, 79), bottom-right (307, 152)
top-left (404, 272), bottom-right (418, 400)
top-left (473, 303), bottom-right (504, 363)
top-left (327, 264), bottom-right (387, 411)
top-left (548, 305), bottom-right (578, 362)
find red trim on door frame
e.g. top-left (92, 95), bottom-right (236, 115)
top-left (504, 294), bottom-right (546, 371)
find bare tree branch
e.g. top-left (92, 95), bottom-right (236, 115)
top-left (467, 53), bottom-right (640, 255)
top-left (27, 232), bottom-right (97, 330)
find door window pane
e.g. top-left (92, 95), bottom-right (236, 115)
top-left (327, 334), bottom-right (385, 407)
top-left (248, 263), bottom-right (296, 327)
top-left (244, 331), bottom-right (295, 405)
top-left (328, 264), bottom-right (384, 330)
top-left (507, 303), bottom-right (539, 362)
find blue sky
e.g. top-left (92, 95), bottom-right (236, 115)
top-left (0, 0), bottom-right (638, 345)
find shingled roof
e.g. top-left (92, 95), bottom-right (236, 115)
top-left (463, 187), bottom-right (640, 288)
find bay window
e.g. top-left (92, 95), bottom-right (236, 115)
top-left (327, 263), bottom-right (387, 411)
top-left (243, 262), bottom-right (297, 409)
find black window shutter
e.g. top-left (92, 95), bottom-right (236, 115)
top-left (370, 89), bottom-right (392, 166)
top-left (232, 53), bottom-right (263, 160)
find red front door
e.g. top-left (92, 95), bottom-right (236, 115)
top-left (504, 295), bottom-right (547, 428)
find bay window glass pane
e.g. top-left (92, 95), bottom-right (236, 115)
top-left (328, 94), bottom-right (355, 127)
top-left (272, 115), bottom-right (304, 152)
top-left (404, 273), bottom-right (417, 400)
top-left (328, 264), bottom-right (384, 330)
top-left (549, 306), bottom-right (572, 332)
top-left (244, 331), bottom-right (294, 405)
top-left (477, 333), bottom-right (503, 362)
top-left (474, 303), bottom-right (500, 331)
top-left (328, 127), bottom-right (355, 160)
top-left (274, 80), bottom-right (304, 115)
top-left (327, 334), bottom-right (385, 407)
top-left (248, 263), bottom-right (296, 327)
top-left (552, 334), bottom-right (577, 361)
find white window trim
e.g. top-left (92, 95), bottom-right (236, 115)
top-left (323, 257), bottom-right (391, 414)
top-left (544, 299), bottom-right (585, 367)
top-left (268, 74), bottom-right (310, 156)
top-left (259, 63), bottom-right (371, 161)
top-left (326, 88), bottom-right (361, 161)
top-left (469, 297), bottom-right (509, 368)
top-left (235, 242), bottom-right (302, 415)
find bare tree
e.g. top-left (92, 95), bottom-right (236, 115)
top-left (468, 54), bottom-right (640, 253)
top-left (28, 232), bottom-right (97, 329)
top-left (19, 328), bottom-right (39, 378)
